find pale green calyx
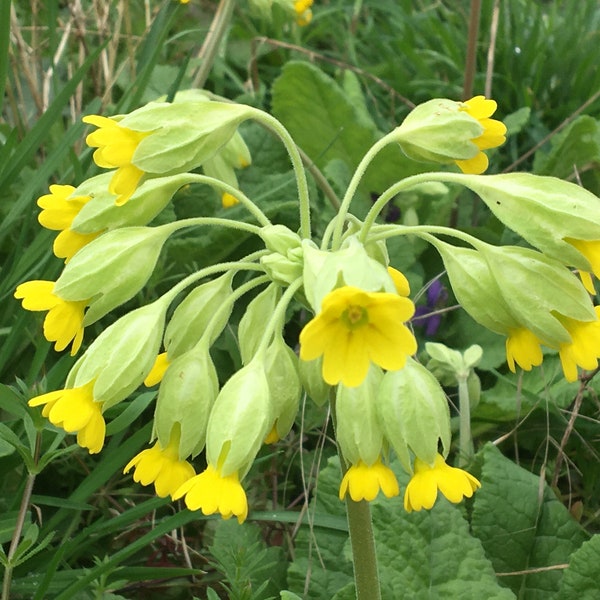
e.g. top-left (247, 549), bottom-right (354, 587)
top-left (377, 357), bottom-right (451, 469)
top-left (67, 300), bottom-right (167, 408)
top-left (425, 342), bottom-right (482, 385)
top-left (454, 173), bottom-right (600, 271)
top-left (165, 271), bottom-right (234, 357)
top-left (260, 225), bottom-right (304, 286)
top-left (205, 357), bottom-right (272, 478)
top-left (54, 225), bottom-right (172, 325)
top-left (238, 283), bottom-right (281, 364)
top-left (434, 240), bottom-right (519, 335)
top-left (335, 366), bottom-right (384, 467)
top-left (265, 336), bottom-right (301, 440)
top-left (480, 244), bottom-right (596, 345)
top-left (119, 100), bottom-right (255, 175)
top-left (303, 236), bottom-right (395, 312)
top-left (298, 356), bottom-right (330, 407)
top-left (71, 173), bottom-right (195, 234)
top-left (155, 344), bottom-right (219, 459)
top-left (393, 98), bottom-right (482, 164)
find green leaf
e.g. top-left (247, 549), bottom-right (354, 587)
top-left (471, 444), bottom-right (587, 599)
top-left (503, 107), bottom-right (531, 136)
top-left (556, 534), bottom-right (600, 599)
top-left (533, 116), bottom-right (600, 179)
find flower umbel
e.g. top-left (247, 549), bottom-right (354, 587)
top-left (37, 184), bottom-right (101, 262)
top-left (83, 115), bottom-right (150, 206)
top-left (124, 430), bottom-right (195, 498)
top-left (28, 380), bottom-right (105, 454)
top-left (299, 286), bottom-right (417, 387)
top-left (456, 96), bottom-right (507, 174)
top-left (14, 280), bottom-right (87, 355)
top-left (172, 464), bottom-right (248, 523)
top-left (404, 454), bottom-right (481, 512)
top-left (339, 459), bottom-right (400, 502)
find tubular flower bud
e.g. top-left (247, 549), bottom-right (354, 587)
top-left (404, 454), bottom-right (481, 512)
top-left (154, 345), bottom-right (219, 458)
top-left (37, 184), bottom-right (101, 262)
top-left (14, 280), bottom-right (88, 355)
top-left (394, 97), bottom-right (506, 175)
top-left (173, 359), bottom-right (272, 522)
top-left (28, 380), bottom-right (105, 454)
top-left (144, 352), bottom-right (171, 387)
top-left (299, 286), bottom-right (416, 387)
top-left (124, 427), bottom-right (195, 498)
top-left (67, 300), bottom-right (167, 409)
top-left (54, 225), bottom-right (174, 325)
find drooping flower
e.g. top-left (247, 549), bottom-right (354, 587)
top-left (28, 380), bottom-right (105, 454)
top-left (14, 280), bottom-right (88, 355)
top-left (299, 286), bottom-right (417, 387)
top-left (172, 464), bottom-right (248, 523)
top-left (144, 352), bottom-right (171, 387)
top-left (294, 0), bottom-right (313, 25)
top-left (455, 96), bottom-right (507, 174)
top-left (557, 306), bottom-right (600, 382)
top-left (83, 115), bottom-right (151, 206)
top-left (124, 430), bottom-right (195, 498)
top-left (404, 454), bottom-right (481, 512)
top-left (37, 184), bottom-right (101, 262)
top-left (339, 458), bottom-right (400, 502)
top-left (505, 327), bottom-right (544, 373)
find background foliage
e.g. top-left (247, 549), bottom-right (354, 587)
top-left (2, 0), bottom-right (600, 598)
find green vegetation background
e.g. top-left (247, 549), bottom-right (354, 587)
top-left (2, 1), bottom-right (600, 598)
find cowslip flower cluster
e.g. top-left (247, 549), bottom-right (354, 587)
top-left (18, 89), bottom-right (600, 529)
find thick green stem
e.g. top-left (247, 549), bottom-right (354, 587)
top-left (345, 498), bottom-right (382, 600)
top-left (457, 375), bottom-right (473, 468)
top-left (248, 109), bottom-right (312, 239)
top-left (332, 393), bottom-right (381, 600)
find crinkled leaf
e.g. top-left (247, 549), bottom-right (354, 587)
top-left (556, 534), bottom-right (600, 599)
top-left (471, 444), bottom-right (587, 599)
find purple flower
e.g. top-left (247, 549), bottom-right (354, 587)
top-left (413, 279), bottom-right (448, 337)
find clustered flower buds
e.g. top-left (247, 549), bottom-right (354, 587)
top-left (17, 90), bottom-right (599, 523)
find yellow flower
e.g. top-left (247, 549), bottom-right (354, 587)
top-left (339, 459), bottom-right (399, 502)
top-left (124, 432), bottom-right (195, 498)
top-left (221, 192), bottom-right (240, 208)
top-left (172, 464), bottom-right (248, 523)
top-left (299, 286), bottom-right (417, 387)
top-left (404, 454), bottom-right (481, 512)
top-left (264, 423), bottom-right (280, 445)
top-left (28, 380), bottom-right (105, 454)
top-left (505, 327), bottom-right (544, 373)
top-left (294, 0), bottom-right (313, 25)
top-left (37, 184), bottom-right (101, 262)
top-left (144, 352), bottom-right (171, 387)
top-left (14, 280), bottom-right (87, 355)
top-left (557, 306), bottom-right (600, 382)
top-left (83, 115), bottom-right (150, 206)
top-left (456, 96), bottom-right (506, 174)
